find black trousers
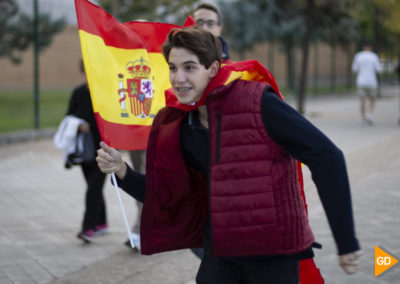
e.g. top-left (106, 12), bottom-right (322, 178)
top-left (196, 253), bottom-right (299, 284)
top-left (80, 160), bottom-right (107, 231)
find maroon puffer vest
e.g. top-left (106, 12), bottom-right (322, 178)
top-left (140, 79), bottom-right (314, 256)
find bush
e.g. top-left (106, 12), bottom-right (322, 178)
top-left (0, 89), bottom-right (70, 133)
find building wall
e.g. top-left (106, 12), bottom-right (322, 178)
top-left (0, 26), bottom-right (83, 90)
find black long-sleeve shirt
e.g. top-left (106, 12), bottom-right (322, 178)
top-left (66, 83), bottom-right (101, 149)
top-left (119, 87), bottom-right (360, 256)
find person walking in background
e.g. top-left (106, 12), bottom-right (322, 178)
top-left (67, 59), bottom-right (108, 243)
top-left (193, 2), bottom-right (233, 64)
top-left (97, 28), bottom-right (361, 283)
top-left (352, 41), bottom-right (382, 125)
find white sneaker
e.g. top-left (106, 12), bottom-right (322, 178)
top-left (125, 233), bottom-right (141, 251)
top-left (131, 233), bottom-right (141, 251)
top-left (365, 113), bottom-right (374, 125)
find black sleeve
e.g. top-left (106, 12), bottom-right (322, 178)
top-left (66, 89), bottom-right (78, 116)
top-left (115, 164), bottom-right (146, 203)
top-left (261, 87), bottom-right (360, 255)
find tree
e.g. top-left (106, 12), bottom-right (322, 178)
top-left (218, 0), bottom-right (269, 59)
top-left (223, 0), bottom-right (357, 113)
top-left (218, 0), bottom-right (356, 112)
top-left (348, 0), bottom-right (400, 55)
top-left (218, 0), bottom-right (302, 89)
top-left (296, 0), bottom-right (357, 113)
top-left (0, 0), bottom-right (66, 64)
top-left (98, 0), bottom-right (198, 23)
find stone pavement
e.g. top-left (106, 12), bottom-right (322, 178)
top-left (0, 86), bottom-right (400, 284)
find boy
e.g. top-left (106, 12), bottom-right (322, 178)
top-left (97, 27), bottom-right (361, 283)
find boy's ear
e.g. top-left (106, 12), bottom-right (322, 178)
top-left (209, 60), bottom-right (220, 79)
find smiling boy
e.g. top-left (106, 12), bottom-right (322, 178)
top-left (97, 27), bottom-right (361, 283)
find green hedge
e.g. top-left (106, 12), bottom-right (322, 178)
top-left (0, 89), bottom-right (70, 133)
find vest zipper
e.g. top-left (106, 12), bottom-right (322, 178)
top-left (215, 113), bottom-right (221, 164)
top-left (208, 112), bottom-right (221, 254)
top-left (207, 106), bottom-right (214, 254)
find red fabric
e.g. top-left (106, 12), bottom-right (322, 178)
top-left (300, 259), bottom-right (325, 284)
top-left (75, 0), bottom-right (195, 51)
top-left (94, 113), bottom-right (150, 150)
top-left (222, 58), bottom-right (234, 65)
top-left (165, 60), bottom-right (282, 111)
top-left (296, 163), bottom-right (325, 283)
top-left (141, 108), bottom-right (208, 254)
top-left (297, 161), bottom-right (307, 212)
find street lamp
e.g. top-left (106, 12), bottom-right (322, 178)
top-left (33, 0), bottom-right (40, 129)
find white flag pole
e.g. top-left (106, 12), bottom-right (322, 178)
top-left (111, 172), bottom-right (134, 248)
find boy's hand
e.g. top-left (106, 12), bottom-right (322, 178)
top-left (339, 250), bottom-right (362, 275)
top-left (96, 141), bottom-right (127, 179)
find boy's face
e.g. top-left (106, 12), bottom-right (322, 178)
top-left (168, 47), bottom-right (218, 105)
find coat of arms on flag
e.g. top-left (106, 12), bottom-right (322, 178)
top-left (118, 57), bottom-right (155, 119)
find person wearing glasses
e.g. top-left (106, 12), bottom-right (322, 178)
top-left (193, 2), bottom-right (233, 64)
top-left (97, 27), bottom-right (361, 283)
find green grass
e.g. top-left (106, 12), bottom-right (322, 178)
top-left (0, 89), bottom-right (70, 133)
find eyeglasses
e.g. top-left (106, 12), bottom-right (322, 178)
top-left (195, 19), bottom-right (219, 29)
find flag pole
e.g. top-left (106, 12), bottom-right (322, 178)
top-left (111, 172), bottom-right (135, 248)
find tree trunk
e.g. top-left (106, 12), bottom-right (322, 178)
top-left (297, 30), bottom-right (312, 114)
top-left (286, 42), bottom-right (295, 92)
top-left (330, 42), bottom-right (336, 92)
top-left (313, 40), bottom-right (319, 95)
top-left (346, 44), bottom-right (353, 89)
top-left (33, 0), bottom-right (40, 129)
top-left (373, 4), bottom-right (381, 54)
top-left (297, 0), bottom-right (314, 114)
top-left (112, 0), bottom-right (119, 18)
top-left (268, 41), bottom-right (275, 74)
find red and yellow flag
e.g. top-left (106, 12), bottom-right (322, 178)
top-left (75, 0), bottom-right (194, 150)
top-left (165, 60), bottom-right (283, 111)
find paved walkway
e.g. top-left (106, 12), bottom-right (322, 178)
top-left (0, 86), bottom-right (400, 284)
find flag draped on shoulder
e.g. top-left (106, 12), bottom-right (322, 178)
top-left (165, 60), bottom-right (283, 112)
top-left (74, 0), bottom-right (194, 150)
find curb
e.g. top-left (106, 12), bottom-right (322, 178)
top-left (0, 128), bottom-right (56, 146)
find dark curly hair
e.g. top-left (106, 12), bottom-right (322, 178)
top-left (162, 27), bottom-right (222, 69)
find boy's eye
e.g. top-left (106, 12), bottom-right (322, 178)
top-left (185, 65), bottom-right (195, 71)
top-left (169, 65), bottom-right (176, 72)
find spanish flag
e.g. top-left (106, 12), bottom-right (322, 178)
top-left (74, 0), bottom-right (194, 150)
